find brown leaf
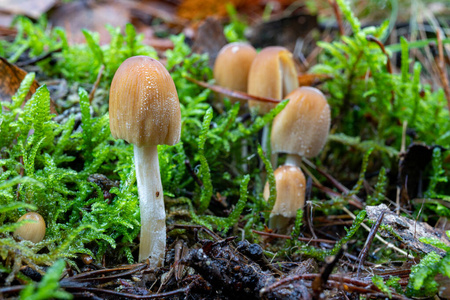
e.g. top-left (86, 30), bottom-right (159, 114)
top-left (0, 57), bottom-right (57, 114)
top-left (48, 1), bottom-right (130, 45)
top-left (298, 74), bottom-right (332, 86)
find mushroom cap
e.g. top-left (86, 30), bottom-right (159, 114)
top-left (109, 56), bottom-right (181, 147)
top-left (247, 46), bottom-right (299, 115)
top-left (213, 42), bottom-right (257, 104)
top-left (271, 87), bottom-right (330, 158)
top-left (14, 212), bottom-right (46, 243)
top-left (263, 164), bottom-right (306, 219)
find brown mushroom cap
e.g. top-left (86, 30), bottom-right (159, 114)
top-left (14, 212), bottom-right (46, 243)
top-left (213, 42), bottom-right (257, 104)
top-left (109, 56), bottom-right (181, 147)
top-left (263, 164), bottom-right (306, 219)
top-left (271, 87), bottom-right (330, 158)
top-left (247, 46), bottom-right (299, 115)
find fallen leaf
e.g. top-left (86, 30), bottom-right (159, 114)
top-left (191, 17), bottom-right (227, 68)
top-left (48, 1), bottom-right (130, 45)
top-left (298, 74), bottom-right (332, 86)
top-left (0, 57), bottom-right (57, 114)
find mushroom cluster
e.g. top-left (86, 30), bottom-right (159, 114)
top-left (213, 43), bottom-right (331, 233)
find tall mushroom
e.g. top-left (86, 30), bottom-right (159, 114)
top-left (271, 86), bottom-right (330, 167)
top-left (109, 56), bottom-right (181, 267)
top-left (213, 42), bottom-right (257, 109)
top-left (263, 165), bottom-right (306, 232)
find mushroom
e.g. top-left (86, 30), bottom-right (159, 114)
top-left (247, 46), bottom-right (299, 160)
top-left (213, 42), bottom-right (257, 109)
top-left (14, 212), bottom-right (46, 243)
top-left (271, 87), bottom-right (330, 167)
top-left (247, 46), bottom-right (298, 115)
top-left (263, 165), bottom-right (306, 232)
top-left (109, 56), bottom-right (181, 267)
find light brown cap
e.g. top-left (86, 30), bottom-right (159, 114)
top-left (213, 42), bottom-right (257, 104)
top-left (14, 212), bottom-right (46, 243)
top-left (109, 56), bottom-right (181, 147)
top-left (263, 165), bottom-right (306, 219)
top-left (247, 46), bottom-right (299, 115)
top-left (271, 87), bottom-right (330, 158)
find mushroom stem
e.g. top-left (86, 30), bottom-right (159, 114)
top-left (134, 145), bottom-right (166, 267)
top-left (285, 154), bottom-right (302, 168)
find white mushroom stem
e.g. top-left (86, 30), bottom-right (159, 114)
top-left (285, 153), bottom-right (302, 168)
top-left (134, 145), bottom-right (166, 267)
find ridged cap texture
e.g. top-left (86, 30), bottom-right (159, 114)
top-left (109, 56), bottom-right (181, 147)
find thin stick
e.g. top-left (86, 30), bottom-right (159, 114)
top-left (342, 207), bottom-right (414, 259)
top-left (396, 120), bottom-right (407, 215)
top-left (327, 0), bottom-right (345, 36)
top-left (357, 211), bottom-right (385, 276)
top-left (185, 76), bottom-right (280, 103)
top-left (252, 230), bottom-right (337, 244)
top-left (89, 64), bottom-right (105, 103)
top-left (436, 30), bottom-right (450, 110)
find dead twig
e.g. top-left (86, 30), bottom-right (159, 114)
top-left (252, 230), bottom-right (337, 244)
top-left (436, 30), bottom-right (450, 111)
top-left (327, 0), bottom-right (345, 36)
top-left (185, 76), bottom-right (280, 103)
top-left (89, 64), bottom-right (105, 103)
top-left (357, 211), bottom-right (385, 276)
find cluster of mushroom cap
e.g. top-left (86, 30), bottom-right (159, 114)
top-left (264, 87), bottom-right (331, 232)
top-left (213, 42), bottom-right (330, 233)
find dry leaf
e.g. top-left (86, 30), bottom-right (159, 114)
top-left (0, 57), bottom-right (57, 114)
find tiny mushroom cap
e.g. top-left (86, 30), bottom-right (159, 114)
top-left (263, 165), bottom-right (306, 232)
top-left (109, 56), bottom-right (181, 147)
top-left (213, 42), bottom-right (257, 105)
top-left (109, 55), bottom-right (181, 266)
top-left (247, 46), bottom-right (299, 115)
top-left (271, 87), bottom-right (331, 159)
top-left (14, 212), bottom-right (46, 243)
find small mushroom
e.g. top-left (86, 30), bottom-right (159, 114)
top-left (263, 165), bottom-right (306, 233)
top-left (247, 46), bottom-right (299, 161)
top-left (247, 46), bottom-right (299, 115)
top-left (109, 56), bottom-right (181, 267)
top-left (271, 87), bottom-right (331, 167)
top-left (213, 42), bottom-right (257, 108)
top-left (14, 212), bottom-right (46, 243)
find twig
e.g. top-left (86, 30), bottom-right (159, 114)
top-left (62, 285), bottom-right (190, 299)
top-left (312, 246), bottom-right (346, 298)
top-left (327, 0), bottom-right (345, 36)
top-left (436, 30), bottom-right (450, 110)
top-left (342, 207), bottom-right (414, 259)
top-left (68, 264), bottom-right (147, 282)
top-left (357, 211), bottom-right (385, 276)
top-left (16, 48), bottom-right (62, 67)
top-left (89, 64), bottom-right (105, 103)
top-left (252, 230), bottom-right (337, 244)
top-left (302, 157), bottom-right (364, 209)
top-left (396, 120), bottom-right (408, 215)
top-left (185, 76), bottom-right (280, 103)
top-left (67, 263), bottom-right (145, 280)
top-left (167, 224), bottom-right (221, 241)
